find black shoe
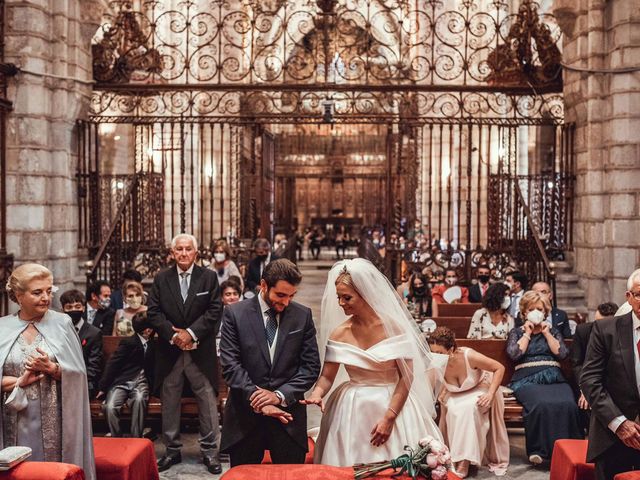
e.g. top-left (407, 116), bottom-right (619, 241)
top-left (157, 452), bottom-right (182, 472)
top-left (203, 455), bottom-right (222, 475)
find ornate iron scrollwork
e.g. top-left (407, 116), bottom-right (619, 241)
top-left (92, 8), bottom-right (162, 83)
top-left (487, 1), bottom-right (562, 88)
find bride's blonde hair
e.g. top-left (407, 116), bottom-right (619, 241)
top-left (335, 267), bottom-right (358, 292)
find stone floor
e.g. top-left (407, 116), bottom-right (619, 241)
top-left (155, 253), bottom-right (550, 479)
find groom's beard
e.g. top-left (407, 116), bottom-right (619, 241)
top-left (263, 288), bottom-right (286, 313)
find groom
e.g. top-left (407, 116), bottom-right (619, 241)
top-left (220, 259), bottom-right (320, 466)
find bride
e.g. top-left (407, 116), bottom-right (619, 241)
top-left (302, 258), bottom-right (444, 466)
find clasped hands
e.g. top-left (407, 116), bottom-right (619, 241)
top-left (250, 387), bottom-right (292, 424)
top-left (172, 327), bottom-right (195, 350)
top-left (25, 347), bottom-right (56, 378)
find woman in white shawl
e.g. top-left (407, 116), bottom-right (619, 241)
top-left (0, 264), bottom-right (95, 479)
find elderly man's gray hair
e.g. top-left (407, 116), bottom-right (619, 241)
top-left (627, 268), bottom-right (640, 290)
top-left (253, 238), bottom-right (271, 250)
top-left (171, 233), bottom-right (198, 250)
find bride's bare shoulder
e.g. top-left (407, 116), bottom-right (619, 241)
top-left (329, 321), bottom-right (352, 342)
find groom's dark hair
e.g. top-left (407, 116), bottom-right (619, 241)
top-left (262, 259), bottom-right (302, 287)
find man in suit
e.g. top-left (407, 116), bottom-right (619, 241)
top-left (246, 238), bottom-right (275, 292)
top-left (469, 264), bottom-right (491, 303)
top-left (220, 259), bottom-right (320, 466)
top-left (86, 281), bottom-right (115, 335)
top-left (60, 289), bottom-right (103, 399)
top-left (527, 281), bottom-right (573, 338)
top-left (147, 233), bottom-right (223, 474)
top-left (581, 269), bottom-right (640, 480)
top-left (97, 312), bottom-right (155, 438)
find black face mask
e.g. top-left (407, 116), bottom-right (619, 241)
top-left (413, 286), bottom-right (427, 297)
top-left (67, 310), bottom-right (84, 325)
top-left (478, 274), bottom-right (490, 284)
top-left (256, 254), bottom-right (268, 261)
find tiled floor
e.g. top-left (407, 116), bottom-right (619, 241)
top-left (155, 255), bottom-right (551, 479)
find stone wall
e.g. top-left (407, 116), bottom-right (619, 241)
top-left (4, 0), bottom-right (107, 306)
top-left (555, 0), bottom-right (640, 313)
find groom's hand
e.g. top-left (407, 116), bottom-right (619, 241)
top-left (250, 387), bottom-right (280, 410)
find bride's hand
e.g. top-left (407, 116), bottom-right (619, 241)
top-left (260, 405), bottom-right (293, 424)
top-left (370, 416), bottom-right (395, 447)
top-left (299, 396), bottom-right (325, 413)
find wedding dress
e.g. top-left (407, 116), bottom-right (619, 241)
top-left (314, 334), bottom-right (444, 466)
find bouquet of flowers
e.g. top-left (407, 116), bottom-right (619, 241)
top-left (353, 435), bottom-right (452, 480)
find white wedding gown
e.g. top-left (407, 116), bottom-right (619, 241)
top-left (314, 334), bottom-right (443, 466)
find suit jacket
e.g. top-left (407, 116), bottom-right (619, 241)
top-left (514, 307), bottom-right (572, 339)
top-left (147, 264), bottom-right (223, 394)
top-left (580, 313), bottom-right (640, 461)
top-left (77, 321), bottom-right (103, 396)
top-left (90, 308), bottom-right (115, 336)
top-left (246, 257), bottom-right (263, 292)
top-left (98, 334), bottom-right (155, 392)
top-left (469, 283), bottom-right (488, 304)
top-left (219, 296), bottom-right (320, 452)
top-left (570, 321), bottom-right (594, 385)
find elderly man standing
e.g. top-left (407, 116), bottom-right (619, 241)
top-left (147, 233), bottom-right (223, 474)
top-left (581, 268), bottom-right (640, 480)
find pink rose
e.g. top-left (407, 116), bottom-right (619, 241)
top-left (437, 452), bottom-right (451, 464)
top-left (431, 465), bottom-right (448, 480)
top-left (426, 453), bottom-right (439, 469)
top-left (419, 435), bottom-right (436, 448)
top-left (430, 440), bottom-right (445, 454)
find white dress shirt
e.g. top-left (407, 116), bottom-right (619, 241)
top-left (86, 304), bottom-right (98, 325)
top-left (257, 291), bottom-right (286, 406)
top-left (608, 312), bottom-right (640, 433)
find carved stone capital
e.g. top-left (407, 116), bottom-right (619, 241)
top-left (79, 0), bottom-right (111, 44)
top-left (551, 0), bottom-right (578, 38)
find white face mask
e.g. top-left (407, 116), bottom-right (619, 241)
top-left (527, 309), bottom-right (545, 325)
top-left (501, 296), bottom-right (511, 310)
top-left (445, 277), bottom-right (457, 286)
top-left (214, 253), bottom-right (226, 263)
top-left (127, 296), bottom-right (143, 310)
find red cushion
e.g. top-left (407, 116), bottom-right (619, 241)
top-left (223, 465), bottom-right (460, 480)
top-left (0, 462), bottom-right (84, 480)
top-left (550, 439), bottom-right (595, 480)
top-left (615, 473), bottom-right (640, 480)
top-left (261, 437), bottom-right (315, 464)
top-left (93, 437), bottom-right (159, 480)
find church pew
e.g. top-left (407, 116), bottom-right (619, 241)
top-left (437, 303), bottom-right (482, 317)
top-left (90, 336), bottom-right (229, 421)
top-left (424, 316), bottom-right (471, 338)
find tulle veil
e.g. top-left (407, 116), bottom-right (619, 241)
top-left (318, 258), bottom-right (444, 419)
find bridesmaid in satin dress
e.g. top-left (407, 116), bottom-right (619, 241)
top-left (428, 327), bottom-right (510, 478)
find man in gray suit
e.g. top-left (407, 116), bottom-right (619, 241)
top-left (220, 259), bottom-right (320, 466)
top-left (147, 233), bottom-right (223, 474)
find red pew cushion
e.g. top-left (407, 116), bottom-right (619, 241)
top-left (261, 436), bottom-right (315, 464)
top-left (550, 439), bottom-right (595, 480)
top-left (93, 437), bottom-right (159, 480)
top-left (615, 473), bottom-right (640, 480)
top-left (223, 465), bottom-right (461, 479)
top-left (0, 462), bottom-right (84, 480)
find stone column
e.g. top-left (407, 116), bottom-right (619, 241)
top-left (4, 0), bottom-right (107, 305)
top-left (555, 0), bottom-right (640, 313)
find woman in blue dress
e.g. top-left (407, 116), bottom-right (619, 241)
top-left (506, 290), bottom-right (582, 464)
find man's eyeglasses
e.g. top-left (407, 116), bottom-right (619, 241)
top-left (628, 291), bottom-right (640, 301)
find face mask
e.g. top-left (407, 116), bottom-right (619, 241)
top-left (501, 296), bottom-right (511, 310)
top-left (214, 253), bottom-right (226, 263)
top-left (257, 254), bottom-right (268, 261)
top-left (127, 296), bottom-right (143, 310)
top-left (527, 309), bottom-right (545, 325)
top-left (98, 297), bottom-right (111, 309)
top-left (67, 310), bottom-right (83, 325)
top-left (413, 286), bottom-right (426, 296)
top-left (478, 274), bottom-right (490, 284)
top-left (445, 277), bottom-right (457, 286)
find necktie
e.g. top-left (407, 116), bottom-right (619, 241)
top-left (180, 272), bottom-right (190, 302)
top-left (265, 309), bottom-right (278, 347)
top-left (636, 335), bottom-right (640, 360)
top-left (88, 309), bottom-right (97, 324)
top-left (143, 342), bottom-right (148, 355)
top-left (482, 284), bottom-right (488, 296)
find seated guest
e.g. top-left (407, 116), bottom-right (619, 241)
top-left (505, 271), bottom-right (527, 319)
top-left (571, 301), bottom-right (618, 411)
top-left (210, 239), bottom-right (244, 291)
top-left (506, 290), bottom-right (583, 464)
top-left (0, 264), bottom-right (95, 478)
top-left (246, 238), bottom-right (274, 292)
top-left (221, 278), bottom-right (242, 306)
top-left (112, 280), bottom-right (147, 336)
top-left (428, 327), bottom-right (509, 478)
top-left (432, 268), bottom-right (470, 304)
top-left (60, 289), bottom-right (103, 398)
top-left (110, 269), bottom-right (143, 310)
top-left (86, 280), bottom-right (115, 335)
top-left (97, 312), bottom-right (155, 438)
top-left (407, 272), bottom-right (438, 318)
top-left (467, 283), bottom-right (514, 339)
top-left (469, 264), bottom-right (492, 303)
top-left (528, 281), bottom-right (572, 338)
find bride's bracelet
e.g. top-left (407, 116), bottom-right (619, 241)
top-left (387, 406), bottom-right (399, 418)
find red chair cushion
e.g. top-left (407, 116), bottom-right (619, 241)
top-left (261, 436), bottom-right (315, 464)
top-left (550, 439), bottom-right (595, 480)
top-left (615, 473), bottom-right (640, 480)
top-left (0, 462), bottom-right (84, 480)
top-left (93, 437), bottom-right (159, 480)
top-left (223, 465), bottom-right (460, 480)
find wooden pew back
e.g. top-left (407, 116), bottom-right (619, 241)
top-left (438, 303), bottom-right (482, 317)
top-left (426, 317), bottom-right (471, 338)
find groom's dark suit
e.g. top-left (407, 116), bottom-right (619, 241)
top-left (581, 312), bottom-right (640, 479)
top-left (219, 295), bottom-right (320, 465)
